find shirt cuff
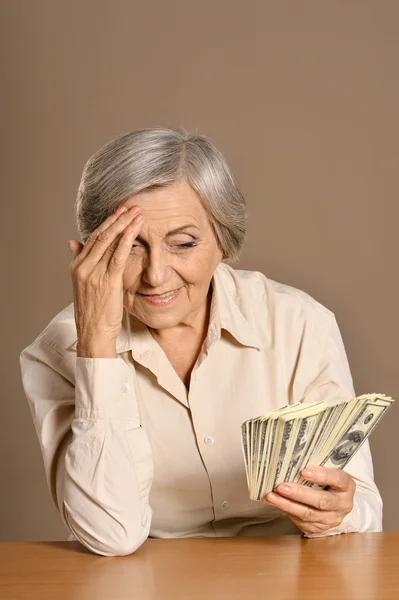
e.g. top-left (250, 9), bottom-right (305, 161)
top-left (303, 495), bottom-right (361, 538)
top-left (74, 357), bottom-right (139, 422)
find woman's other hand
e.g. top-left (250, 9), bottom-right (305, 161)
top-left (263, 466), bottom-right (356, 536)
top-left (67, 204), bottom-right (144, 357)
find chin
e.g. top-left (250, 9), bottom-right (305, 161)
top-left (138, 311), bottom-right (182, 329)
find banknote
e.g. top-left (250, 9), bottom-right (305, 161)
top-left (241, 393), bottom-right (394, 500)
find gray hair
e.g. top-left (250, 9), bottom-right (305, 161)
top-left (74, 127), bottom-right (247, 261)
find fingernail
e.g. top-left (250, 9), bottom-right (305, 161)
top-left (302, 470), bottom-right (315, 479)
top-left (278, 485), bottom-right (292, 495)
top-left (115, 205), bottom-right (127, 215)
top-left (266, 493), bottom-right (278, 504)
top-left (133, 213), bottom-right (144, 223)
top-left (128, 206), bottom-right (141, 215)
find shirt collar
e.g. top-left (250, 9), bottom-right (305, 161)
top-left (68, 263), bottom-right (267, 354)
top-left (208, 263), bottom-right (267, 351)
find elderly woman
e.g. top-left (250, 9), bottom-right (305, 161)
top-left (20, 127), bottom-right (382, 557)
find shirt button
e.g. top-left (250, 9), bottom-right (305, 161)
top-left (122, 383), bottom-right (131, 393)
top-left (221, 501), bottom-right (229, 510)
top-left (204, 436), bottom-right (214, 446)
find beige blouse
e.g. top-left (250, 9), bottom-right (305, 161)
top-left (20, 262), bottom-right (382, 556)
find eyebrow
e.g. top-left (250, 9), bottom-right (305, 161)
top-left (135, 224), bottom-right (200, 243)
top-left (165, 224), bottom-right (200, 236)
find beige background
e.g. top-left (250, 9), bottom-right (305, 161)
top-left (1, 1), bottom-right (398, 541)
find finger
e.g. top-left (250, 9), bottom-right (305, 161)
top-left (301, 466), bottom-right (355, 493)
top-left (265, 492), bottom-right (333, 524)
top-left (282, 515), bottom-right (336, 537)
top-left (82, 206), bottom-right (142, 266)
top-left (102, 213), bottom-right (144, 272)
top-left (74, 204), bottom-right (129, 262)
top-left (275, 482), bottom-right (340, 511)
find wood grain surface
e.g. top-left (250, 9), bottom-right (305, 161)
top-left (1, 533), bottom-right (398, 599)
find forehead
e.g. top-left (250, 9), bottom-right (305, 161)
top-left (124, 180), bottom-right (207, 229)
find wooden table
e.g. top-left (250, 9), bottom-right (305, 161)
top-left (1, 533), bottom-right (398, 599)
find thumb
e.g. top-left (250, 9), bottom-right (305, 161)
top-left (67, 240), bottom-right (84, 258)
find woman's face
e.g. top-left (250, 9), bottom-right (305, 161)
top-left (121, 179), bottom-right (223, 330)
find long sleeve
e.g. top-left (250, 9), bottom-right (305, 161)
top-left (300, 315), bottom-right (383, 537)
top-left (19, 339), bottom-right (154, 556)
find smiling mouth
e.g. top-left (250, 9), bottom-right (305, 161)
top-left (138, 288), bottom-right (181, 307)
top-left (139, 289), bottom-right (179, 298)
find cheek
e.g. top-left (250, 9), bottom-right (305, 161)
top-left (181, 248), bottom-right (221, 286)
top-left (122, 257), bottom-right (143, 290)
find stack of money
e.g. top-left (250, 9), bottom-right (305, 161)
top-left (241, 393), bottom-right (394, 501)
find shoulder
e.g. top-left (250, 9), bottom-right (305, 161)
top-left (20, 302), bottom-right (77, 365)
top-left (216, 263), bottom-right (336, 348)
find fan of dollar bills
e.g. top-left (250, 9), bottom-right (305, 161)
top-left (241, 393), bottom-right (394, 501)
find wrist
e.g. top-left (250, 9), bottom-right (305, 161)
top-left (76, 337), bottom-right (117, 358)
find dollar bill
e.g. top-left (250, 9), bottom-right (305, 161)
top-left (241, 393), bottom-right (394, 500)
top-left (321, 398), bottom-right (392, 470)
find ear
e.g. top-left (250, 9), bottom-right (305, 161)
top-left (67, 240), bottom-right (84, 258)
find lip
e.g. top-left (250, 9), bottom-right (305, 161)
top-left (138, 288), bottom-right (181, 306)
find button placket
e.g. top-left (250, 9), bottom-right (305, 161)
top-left (188, 362), bottom-right (226, 521)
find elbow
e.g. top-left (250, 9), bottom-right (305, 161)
top-left (97, 532), bottom-right (148, 557)
top-left (64, 505), bottom-right (151, 557)
top-left (92, 529), bottom-right (148, 557)
top-left (355, 486), bottom-right (383, 533)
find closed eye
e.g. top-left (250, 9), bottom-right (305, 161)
top-left (177, 242), bottom-right (196, 248)
top-left (131, 241), bottom-right (197, 249)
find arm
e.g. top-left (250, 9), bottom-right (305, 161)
top-left (265, 314), bottom-right (382, 537)
top-left (20, 339), bottom-right (153, 556)
top-left (300, 315), bottom-right (382, 536)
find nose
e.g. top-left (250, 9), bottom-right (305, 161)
top-left (141, 246), bottom-right (171, 289)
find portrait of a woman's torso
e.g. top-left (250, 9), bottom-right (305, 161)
top-left (20, 127), bottom-right (382, 556)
